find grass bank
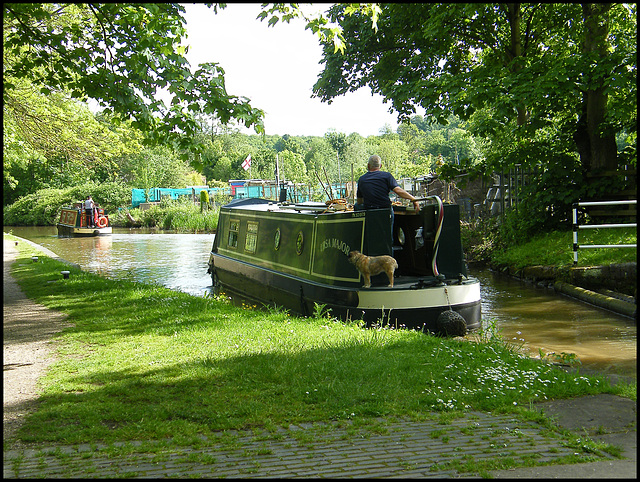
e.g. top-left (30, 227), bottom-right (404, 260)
top-left (462, 220), bottom-right (636, 268)
top-left (5, 233), bottom-right (635, 453)
top-left (492, 227), bottom-right (637, 269)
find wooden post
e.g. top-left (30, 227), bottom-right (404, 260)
top-left (351, 164), bottom-right (355, 204)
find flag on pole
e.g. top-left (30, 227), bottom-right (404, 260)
top-left (242, 155), bottom-right (251, 171)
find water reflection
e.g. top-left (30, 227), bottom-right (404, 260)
top-left (4, 226), bottom-right (636, 378)
top-left (475, 269), bottom-right (636, 377)
top-left (6, 226), bottom-right (215, 297)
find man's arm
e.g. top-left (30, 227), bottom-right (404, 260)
top-left (392, 186), bottom-right (421, 213)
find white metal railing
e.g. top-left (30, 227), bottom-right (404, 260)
top-left (572, 200), bottom-right (637, 265)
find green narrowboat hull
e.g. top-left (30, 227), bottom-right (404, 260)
top-left (208, 197), bottom-right (481, 335)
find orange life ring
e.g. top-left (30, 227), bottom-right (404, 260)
top-left (97, 216), bottom-right (108, 228)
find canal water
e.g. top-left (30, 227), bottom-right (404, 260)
top-left (4, 226), bottom-right (637, 378)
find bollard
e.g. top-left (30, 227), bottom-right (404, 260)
top-left (31, 256), bottom-right (38, 262)
top-left (61, 270), bottom-right (70, 280)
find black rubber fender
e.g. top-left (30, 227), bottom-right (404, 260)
top-left (436, 309), bottom-right (467, 337)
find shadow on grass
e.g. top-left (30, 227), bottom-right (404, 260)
top-left (17, 339), bottom-right (441, 445)
top-left (9, 254), bottom-right (618, 447)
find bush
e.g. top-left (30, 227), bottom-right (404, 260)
top-left (461, 217), bottom-right (502, 264)
top-left (200, 189), bottom-right (210, 212)
top-left (137, 198), bottom-right (219, 232)
top-left (108, 207), bottom-right (141, 227)
top-left (3, 182), bottom-right (131, 226)
top-left (496, 158), bottom-right (636, 247)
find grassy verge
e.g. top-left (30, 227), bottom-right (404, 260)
top-left (492, 227), bottom-right (637, 269)
top-left (5, 233), bottom-right (634, 452)
top-left (462, 220), bottom-right (636, 268)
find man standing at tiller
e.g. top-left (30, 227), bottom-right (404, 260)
top-left (356, 155), bottom-right (420, 212)
top-left (84, 195), bottom-right (95, 227)
top-left (357, 154), bottom-right (420, 220)
top-left (356, 155), bottom-right (421, 248)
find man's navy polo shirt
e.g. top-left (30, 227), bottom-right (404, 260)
top-left (357, 170), bottom-right (399, 208)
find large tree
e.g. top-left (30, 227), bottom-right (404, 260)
top-left (3, 3), bottom-right (265, 163)
top-left (3, 2), bottom-right (382, 181)
top-left (312, 3), bottom-right (636, 175)
top-left (573, 4), bottom-right (630, 171)
top-left (2, 76), bottom-right (140, 204)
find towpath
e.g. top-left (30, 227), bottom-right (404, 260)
top-left (3, 236), bottom-right (636, 478)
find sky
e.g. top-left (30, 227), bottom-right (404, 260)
top-left (181, 3), bottom-right (402, 138)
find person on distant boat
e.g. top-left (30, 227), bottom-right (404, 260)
top-left (356, 155), bottom-right (420, 213)
top-left (84, 195), bottom-right (95, 227)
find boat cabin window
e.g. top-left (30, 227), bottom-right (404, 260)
top-left (244, 222), bottom-right (258, 253)
top-left (228, 219), bottom-right (239, 248)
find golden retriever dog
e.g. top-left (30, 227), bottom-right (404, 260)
top-left (348, 250), bottom-right (398, 288)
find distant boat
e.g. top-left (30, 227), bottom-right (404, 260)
top-left (207, 195), bottom-right (481, 336)
top-left (57, 204), bottom-right (112, 237)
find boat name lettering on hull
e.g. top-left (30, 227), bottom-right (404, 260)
top-left (319, 238), bottom-right (350, 256)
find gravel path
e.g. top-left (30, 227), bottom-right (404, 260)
top-left (3, 240), bottom-right (72, 446)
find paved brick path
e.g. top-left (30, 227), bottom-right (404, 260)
top-left (4, 414), bottom-right (583, 478)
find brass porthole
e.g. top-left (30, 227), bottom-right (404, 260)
top-left (295, 231), bottom-right (304, 255)
top-left (274, 227), bottom-right (281, 250)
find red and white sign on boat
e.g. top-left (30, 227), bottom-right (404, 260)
top-left (242, 155), bottom-right (251, 171)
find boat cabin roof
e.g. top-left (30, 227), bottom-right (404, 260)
top-left (223, 198), bottom-right (342, 214)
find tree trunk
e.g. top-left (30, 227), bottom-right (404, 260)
top-left (506, 4), bottom-right (529, 126)
top-left (578, 3), bottom-right (618, 173)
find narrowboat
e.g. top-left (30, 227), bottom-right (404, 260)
top-left (57, 203), bottom-right (112, 237)
top-left (207, 195), bottom-right (481, 335)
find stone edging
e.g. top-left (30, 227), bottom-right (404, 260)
top-left (553, 281), bottom-right (636, 319)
